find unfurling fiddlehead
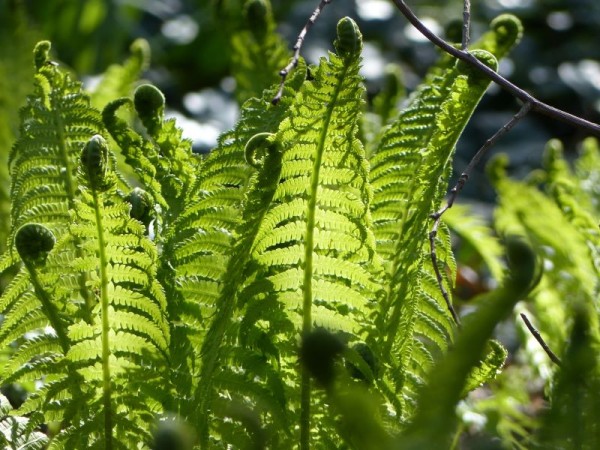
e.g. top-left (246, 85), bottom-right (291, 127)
top-left (15, 223), bottom-right (55, 267)
top-left (134, 84), bottom-right (165, 136)
top-left (244, 132), bottom-right (276, 169)
top-left (80, 134), bottom-right (114, 192)
top-left (125, 187), bottom-right (155, 229)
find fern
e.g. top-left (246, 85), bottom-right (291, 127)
top-left (0, 42), bottom-right (170, 449)
top-left (0, 6), bottom-right (582, 449)
top-left (197, 17), bottom-right (382, 447)
top-left (369, 50), bottom-right (499, 418)
top-left (489, 150), bottom-right (599, 352)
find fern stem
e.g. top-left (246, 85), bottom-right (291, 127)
top-left (26, 267), bottom-right (70, 353)
top-left (92, 190), bottom-right (114, 450)
top-left (300, 58), bottom-right (348, 450)
top-left (52, 95), bottom-right (95, 320)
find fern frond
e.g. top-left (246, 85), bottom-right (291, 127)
top-left (161, 59), bottom-right (307, 418)
top-left (47, 138), bottom-right (170, 447)
top-left (371, 50), bottom-right (498, 418)
top-left (209, 17), bottom-right (380, 447)
top-left (401, 238), bottom-right (538, 449)
top-left (489, 153), bottom-right (598, 350)
top-left (9, 41), bottom-right (104, 239)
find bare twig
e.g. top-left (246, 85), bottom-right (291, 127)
top-left (520, 313), bottom-right (562, 366)
top-left (427, 104), bottom-right (531, 328)
top-left (390, 0), bottom-right (600, 137)
top-left (462, 0), bottom-right (471, 50)
top-left (431, 102), bottom-right (532, 222)
top-left (428, 104), bottom-right (530, 327)
top-left (272, 0), bottom-right (332, 105)
top-left (428, 223), bottom-right (461, 326)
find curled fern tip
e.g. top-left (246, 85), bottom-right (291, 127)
top-left (244, 132), bottom-right (276, 169)
top-left (491, 14), bottom-right (523, 46)
top-left (334, 17), bottom-right (363, 59)
top-left (81, 134), bottom-right (113, 191)
top-left (33, 40), bottom-right (52, 70)
top-left (126, 187), bottom-right (155, 228)
top-left (15, 223), bottom-right (56, 266)
top-left (134, 84), bottom-right (165, 134)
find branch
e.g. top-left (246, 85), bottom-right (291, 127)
top-left (390, 0), bottom-right (600, 137)
top-left (428, 103), bottom-right (531, 328)
top-left (272, 0), bottom-right (332, 105)
top-left (462, 0), bottom-right (471, 50)
top-left (520, 313), bottom-right (562, 366)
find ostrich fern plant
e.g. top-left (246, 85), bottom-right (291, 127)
top-left (0, 3), bottom-right (580, 448)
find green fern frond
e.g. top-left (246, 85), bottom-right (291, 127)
top-left (50, 137), bottom-right (169, 447)
top-left (9, 41), bottom-right (104, 239)
top-left (400, 238), bottom-right (538, 449)
top-left (215, 17), bottom-right (380, 447)
top-left (543, 140), bottom-right (600, 283)
top-left (371, 50), bottom-right (498, 418)
top-left (490, 153), bottom-right (598, 351)
top-left (194, 132), bottom-right (287, 444)
top-left (162, 58), bottom-right (307, 370)
top-left (103, 83), bottom-right (199, 224)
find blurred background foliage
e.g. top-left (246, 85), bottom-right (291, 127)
top-left (2, 0), bottom-right (599, 177)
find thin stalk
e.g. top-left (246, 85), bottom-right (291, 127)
top-left (272, 0), bottom-right (332, 104)
top-left (462, 0), bottom-right (471, 50)
top-left (92, 190), bottom-right (113, 450)
top-left (520, 313), bottom-right (562, 366)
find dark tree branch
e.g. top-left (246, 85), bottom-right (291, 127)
top-left (520, 313), bottom-right (562, 366)
top-left (272, 0), bottom-right (332, 105)
top-left (431, 102), bottom-right (532, 223)
top-left (390, 0), bottom-right (600, 137)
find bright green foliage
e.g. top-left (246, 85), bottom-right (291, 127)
top-left (490, 143), bottom-right (600, 353)
top-left (489, 138), bottom-right (600, 448)
top-left (369, 47), bottom-right (500, 418)
top-left (0, 393), bottom-right (48, 449)
top-left (399, 237), bottom-right (539, 449)
top-left (0, 10), bottom-right (554, 450)
top-left (538, 303), bottom-right (600, 449)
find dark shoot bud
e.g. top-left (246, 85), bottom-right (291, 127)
top-left (15, 223), bottom-right (56, 266)
top-left (81, 135), bottom-right (113, 192)
top-left (125, 187), bottom-right (154, 228)
top-left (134, 84), bottom-right (165, 136)
top-left (300, 328), bottom-right (345, 388)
